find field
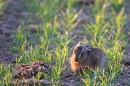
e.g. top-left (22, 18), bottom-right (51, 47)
top-left (0, 0), bottom-right (130, 85)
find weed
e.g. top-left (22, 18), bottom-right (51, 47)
top-left (0, 0), bottom-right (127, 85)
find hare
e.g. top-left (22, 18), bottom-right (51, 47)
top-left (70, 43), bottom-right (107, 74)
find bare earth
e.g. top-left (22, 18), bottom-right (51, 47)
top-left (0, 0), bottom-right (130, 85)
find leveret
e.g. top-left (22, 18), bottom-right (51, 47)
top-left (70, 43), bottom-right (107, 74)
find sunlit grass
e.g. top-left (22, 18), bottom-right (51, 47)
top-left (0, 0), bottom-right (127, 85)
top-left (0, 0), bottom-right (12, 86)
top-left (0, 0), bottom-right (7, 15)
top-left (0, 64), bottom-right (12, 86)
top-left (82, 0), bottom-right (126, 85)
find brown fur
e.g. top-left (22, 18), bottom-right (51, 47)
top-left (70, 44), bottom-right (107, 74)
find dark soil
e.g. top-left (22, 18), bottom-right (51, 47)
top-left (0, 0), bottom-right (26, 64)
top-left (0, 0), bottom-right (130, 85)
top-left (113, 65), bottom-right (130, 86)
top-left (113, 0), bottom-right (130, 85)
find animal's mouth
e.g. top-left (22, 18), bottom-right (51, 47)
top-left (75, 56), bottom-right (78, 62)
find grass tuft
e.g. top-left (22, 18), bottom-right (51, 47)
top-left (0, 0), bottom-right (128, 85)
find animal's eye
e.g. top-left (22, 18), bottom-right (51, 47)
top-left (81, 52), bottom-right (84, 56)
top-left (78, 47), bottom-right (82, 50)
top-left (85, 46), bottom-right (93, 49)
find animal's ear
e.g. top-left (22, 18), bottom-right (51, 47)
top-left (88, 48), bottom-right (93, 52)
top-left (87, 46), bottom-right (93, 52)
top-left (75, 42), bottom-right (81, 47)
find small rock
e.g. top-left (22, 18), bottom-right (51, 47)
top-left (0, 75), bottom-right (3, 80)
top-left (76, 12), bottom-right (89, 23)
top-left (26, 25), bottom-right (37, 33)
top-left (2, 24), bottom-right (12, 30)
top-left (106, 3), bottom-right (111, 8)
top-left (48, 44), bottom-right (55, 50)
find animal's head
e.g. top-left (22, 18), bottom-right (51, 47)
top-left (72, 43), bottom-right (93, 63)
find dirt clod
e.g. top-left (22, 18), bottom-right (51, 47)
top-left (12, 61), bottom-right (50, 79)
